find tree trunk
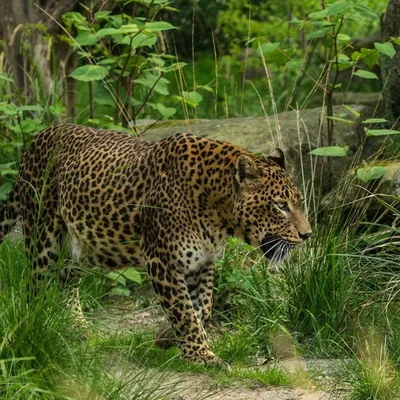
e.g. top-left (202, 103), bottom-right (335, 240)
top-left (0, 0), bottom-right (33, 93)
top-left (380, 0), bottom-right (400, 125)
top-left (0, 0), bottom-right (79, 102)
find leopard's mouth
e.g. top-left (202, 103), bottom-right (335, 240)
top-left (260, 236), bottom-right (298, 261)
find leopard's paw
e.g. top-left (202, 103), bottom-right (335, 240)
top-left (180, 344), bottom-right (230, 371)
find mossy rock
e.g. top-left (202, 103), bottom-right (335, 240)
top-left (139, 105), bottom-right (393, 192)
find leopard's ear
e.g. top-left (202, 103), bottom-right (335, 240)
top-left (268, 148), bottom-right (285, 169)
top-left (235, 155), bottom-right (260, 184)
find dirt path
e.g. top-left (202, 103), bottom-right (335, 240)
top-left (92, 299), bottom-right (340, 400)
top-left (170, 374), bottom-right (332, 400)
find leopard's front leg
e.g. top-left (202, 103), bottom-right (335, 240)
top-left (154, 265), bottom-right (214, 350)
top-left (147, 257), bottom-right (227, 368)
top-left (186, 263), bottom-right (215, 327)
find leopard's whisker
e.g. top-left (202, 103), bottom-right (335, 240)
top-left (251, 237), bottom-right (281, 253)
top-left (263, 239), bottom-right (283, 261)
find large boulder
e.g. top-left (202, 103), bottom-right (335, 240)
top-left (140, 105), bottom-right (391, 193)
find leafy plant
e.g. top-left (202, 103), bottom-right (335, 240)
top-left (62, 1), bottom-right (188, 128)
top-left (106, 267), bottom-right (143, 297)
top-left (252, 1), bottom-right (399, 156)
top-left (0, 71), bottom-right (67, 199)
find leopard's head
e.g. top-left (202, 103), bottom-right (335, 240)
top-left (233, 149), bottom-right (311, 261)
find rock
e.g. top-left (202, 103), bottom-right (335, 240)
top-left (139, 105), bottom-right (391, 193)
top-left (321, 160), bottom-right (400, 224)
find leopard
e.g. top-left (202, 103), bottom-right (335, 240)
top-left (0, 123), bottom-right (312, 368)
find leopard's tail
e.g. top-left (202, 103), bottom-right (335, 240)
top-left (0, 184), bottom-right (20, 244)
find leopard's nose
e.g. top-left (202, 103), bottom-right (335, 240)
top-left (299, 232), bottom-right (312, 240)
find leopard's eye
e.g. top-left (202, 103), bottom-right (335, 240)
top-left (276, 202), bottom-right (290, 212)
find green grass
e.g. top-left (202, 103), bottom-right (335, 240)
top-left (93, 330), bottom-right (294, 390)
top-left (209, 188), bottom-right (400, 397)
top-left (1, 193), bottom-right (399, 399)
top-left (341, 330), bottom-right (400, 400)
top-left (0, 241), bottom-right (188, 399)
top-left (0, 239), bottom-right (300, 399)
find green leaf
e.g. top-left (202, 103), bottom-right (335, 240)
top-left (343, 105), bottom-right (361, 118)
top-left (0, 102), bottom-right (18, 115)
top-left (366, 129), bottom-right (400, 136)
top-left (96, 24), bottom-right (139, 37)
top-left (69, 65), bottom-right (109, 82)
top-left (182, 91), bottom-right (203, 107)
top-left (197, 85), bottom-right (214, 93)
top-left (93, 86), bottom-right (115, 107)
top-left (286, 60), bottom-right (302, 71)
top-left (392, 37), bottom-right (400, 46)
top-left (308, 9), bottom-right (328, 19)
top-left (374, 42), bottom-right (396, 59)
top-left (362, 118), bottom-right (388, 124)
top-left (0, 74), bottom-right (14, 83)
top-left (290, 18), bottom-right (305, 26)
top-left (258, 42), bottom-right (280, 54)
top-left (62, 12), bottom-right (88, 29)
top-left (19, 105), bottom-right (44, 112)
top-left (76, 51), bottom-right (92, 58)
top-left (338, 53), bottom-right (350, 62)
top-left (326, 116), bottom-right (354, 125)
top-left (354, 70), bottom-right (378, 80)
top-left (305, 30), bottom-right (326, 40)
top-left (49, 103), bottom-right (66, 116)
top-left (351, 51), bottom-right (362, 61)
top-left (106, 272), bottom-right (126, 286)
top-left (268, 48), bottom-right (289, 66)
top-left (360, 48), bottom-right (380, 69)
top-left (74, 32), bottom-right (99, 47)
top-left (165, 6), bottom-right (180, 12)
top-left (353, 3), bottom-right (377, 18)
top-left (0, 183), bottom-right (13, 202)
top-left (157, 104), bottom-right (176, 118)
top-left (135, 75), bottom-right (169, 95)
top-left (97, 58), bottom-right (117, 67)
top-left (162, 62), bottom-right (188, 73)
top-left (94, 11), bottom-right (111, 21)
top-left (356, 166), bottom-right (388, 182)
top-left (122, 267), bottom-right (142, 284)
top-left (141, 0), bottom-right (169, 4)
top-left (0, 142), bottom-right (23, 149)
top-left (327, 1), bottom-right (350, 16)
top-left (0, 162), bottom-right (16, 169)
top-left (0, 169), bottom-right (18, 176)
top-left (144, 21), bottom-right (176, 32)
top-left (130, 32), bottom-right (157, 48)
top-left (335, 53), bottom-right (353, 70)
top-left (336, 34), bottom-right (351, 42)
top-left (95, 28), bottom-right (121, 37)
top-left (310, 146), bottom-right (348, 157)
top-left (320, 21), bottom-right (336, 29)
top-left (109, 287), bottom-right (131, 297)
top-left (104, 124), bottom-right (132, 135)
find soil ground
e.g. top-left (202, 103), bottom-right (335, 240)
top-left (90, 298), bottom-right (344, 400)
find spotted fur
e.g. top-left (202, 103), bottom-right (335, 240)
top-left (0, 124), bottom-right (311, 368)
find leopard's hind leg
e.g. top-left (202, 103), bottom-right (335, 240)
top-left (0, 184), bottom-right (20, 244)
top-left (20, 184), bottom-right (87, 331)
top-left (23, 214), bottom-right (66, 294)
top-left (60, 235), bottom-right (88, 331)
top-left (26, 218), bottom-right (88, 331)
